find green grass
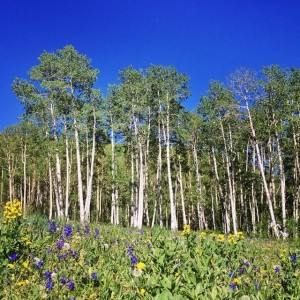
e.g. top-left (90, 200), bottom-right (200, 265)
top-left (0, 214), bottom-right (299, 299)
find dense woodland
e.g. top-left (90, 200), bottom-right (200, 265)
top-left (0, 45), bottom-right (299, 238)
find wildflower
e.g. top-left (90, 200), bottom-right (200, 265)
top-left (131, 255), bottom-right (138, 267)
top-left (229, 271), bottom-right (235, 278)
top-left (136, 262), bottom-right (145, 270)
top-left (61, 277), bottom-right (67, 284)
top-left (254, 281), bottom-right (259, 290)
top-left (181, 224), bottom-right (190, 236)
top-left (44, 271), bottom-right (52, 278)
top-left (56, 238), bottom-right (64, 250)
top-left (64, 224), bottom-right (73, 239)
top-left (48, 221), bottom-right (57, 234)
top-left (229, 283), bottom-right (237, 291)
top-left (67, 280), bottom-right (75, 290)
top-left (127, 246), bottom-right (134, 255)
top-left (62, 242), bottom-right (71, 251)
top-left (7, 264), bottom-right (14, 268)
top-left (16, 281), bottom-right (27, 286)
top-left (244, 261), bottom-right (250, 267)
top-left (84, 225), bottom-right (90, 235)
top-left (175, 272), bottom-right (180, 277)
top-left (232, 278), bottom-right (241, 285)
top-left (236, 231), bottom-right (245, 239)
top-left (91, 273), bottom-right (98, 280)
top-left (216, 234), bottom-right (225, 242)
top-left (94, 228), bottom-right (100, 238)
top-left (45, 278), bottom-right (54, 291)
top-left (9, 253), bottom-right (18, 263)
top-left (35, 259), bottom-right (44, 269)
top-left (140, 288), bottom-right (146, 296)
top-left (133, 268), bottom-right (143, 277)
top-left (199, 231), bottom-right (207, 239)
top-left (291, 253), bottom-right (297, 263)
top-left (22, 261), bottom-right (30, 269)
top-left (4, 199), bottom-right (22, 222)
top-left (275, 265), bottom-right (280, 273)
top-left (238, 267), bottom-right (244, 274)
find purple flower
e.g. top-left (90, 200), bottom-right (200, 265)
top-left (291, 253), bottom-right (297, 263)
top-left (130, 254), bottom-right (138, 266)
top-left (238, 267), bottom-right (244, 274)
top-left (229, 271), bottom-right (235, 278)
top-left (44, 271), bottom-right (52, 278)
top-left (58, 253), bottom-right (68, 260)
top-left (275, 265), bottom-right (280, 273)
top-left (84, 225), bottom-right (90, 235)
top-left (91, 273), bottom-right (98, 280)
top-left (127, 246), bottom-right (134, 255)
top-left (46, 248), bottom-right (52, 254)
top-left (244, 261), bottom-right (250, 267)
top-left (61, 277), bottom-right (67, 285)
top-left (147, 243), bottom-right (151, 249)
top-left (36, 259), bottom-right (44, 269)
top-left (9, 253), bottom-right (18, 262)
top-left (45, 278), bottom-right (54, 291)
top-left (254, 281), bottom-right (259, 290)
top-left (229, 283), bottom-right (237, 291)
top-left (94, 228), bottom-right (100, 238)
top-left (71, 250), bottom-right (79, 259)
top-left (56, 238), bottom-right (64, 250)
top-left (67, 280), bottom-right (75, 290)
top-left (64, 224), bottom-right (73, 239)
top-left (48, 221), bottom-right (57, 235)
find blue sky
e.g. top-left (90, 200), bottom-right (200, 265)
top-left (1, 0), bottom-right (300, 130)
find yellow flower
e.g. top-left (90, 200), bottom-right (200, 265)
top-left (181, 224), bottom-right (190, 236)
top-left (232, 278), bottom-right (241, 285)
top-left (139, 288), bottom-right (146, 296)
top-left (17, 281), bottom-right (27, 286)
top-left (175, 272), bottom-right (180, 277)
top-left (7, 264), bottom-right (15, 268)
top-left (136, 262), bottom-right (145, 270)
top-left (199, 232), bottom-right (206, 239)
top-left (22, 261), bottom-right (30, 269)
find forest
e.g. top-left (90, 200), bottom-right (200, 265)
top-left (1, 45), bottom-right (300, 238)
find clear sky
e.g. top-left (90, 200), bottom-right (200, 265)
top-left (1, 0), bottom-right (300, 130)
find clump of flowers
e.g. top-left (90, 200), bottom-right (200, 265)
top-left (181, 224), bottom-right (190, 236)
top-left (4, 199), bottom-right (22, 222)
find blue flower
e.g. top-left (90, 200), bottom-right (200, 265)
top-left (56, 238), bottom-right (64, 250)
top-left (130, 255), bottom-right (138, 266)
top-left (127, 246), bottom-right (134, 255)
top-left (91, 273), bottom-right (98, 280)
top-left (244, 261), bottom-right (250, 267)
top-left (44, 271), bottom-right (52, 278)
top-left (94, 228), bottom-right (100, 238)
top-left (238, 267), bottom-right (244, 274)
top-left (36, 259), bottom-right (44, 269)
top-left (45, 278), bottom-right (54, 290)
top-left (9, 253), bottom-right (18, 262)
top-left (254, 281), bottom-right (259, 290)
top-left (84, 225), bottom-right (90, 235)
top-left (64, 224), bottom-right (73, 239)
top-left (291, 253), bottom-right (297, 263)
top-left (61, 277), bottom-right (67, 285)
top-left (229, 271), bottom-right (235, 278)
top-left (275, 265), bottom-right (280, 273)
top-left (67, 280), bottom-right (75, 290)
top-left (48, 221), bottom-right (57, 235)
top-left (229, 283), bottom-right (237, 291)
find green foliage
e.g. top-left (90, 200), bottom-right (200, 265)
top-left (0, 216), bottom-right (299, 299)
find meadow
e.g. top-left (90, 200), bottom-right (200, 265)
top-left (1, 201), bottom-right (300, 299)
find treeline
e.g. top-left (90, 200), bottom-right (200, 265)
top-left (0, 46), bottom-right (299, 237)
